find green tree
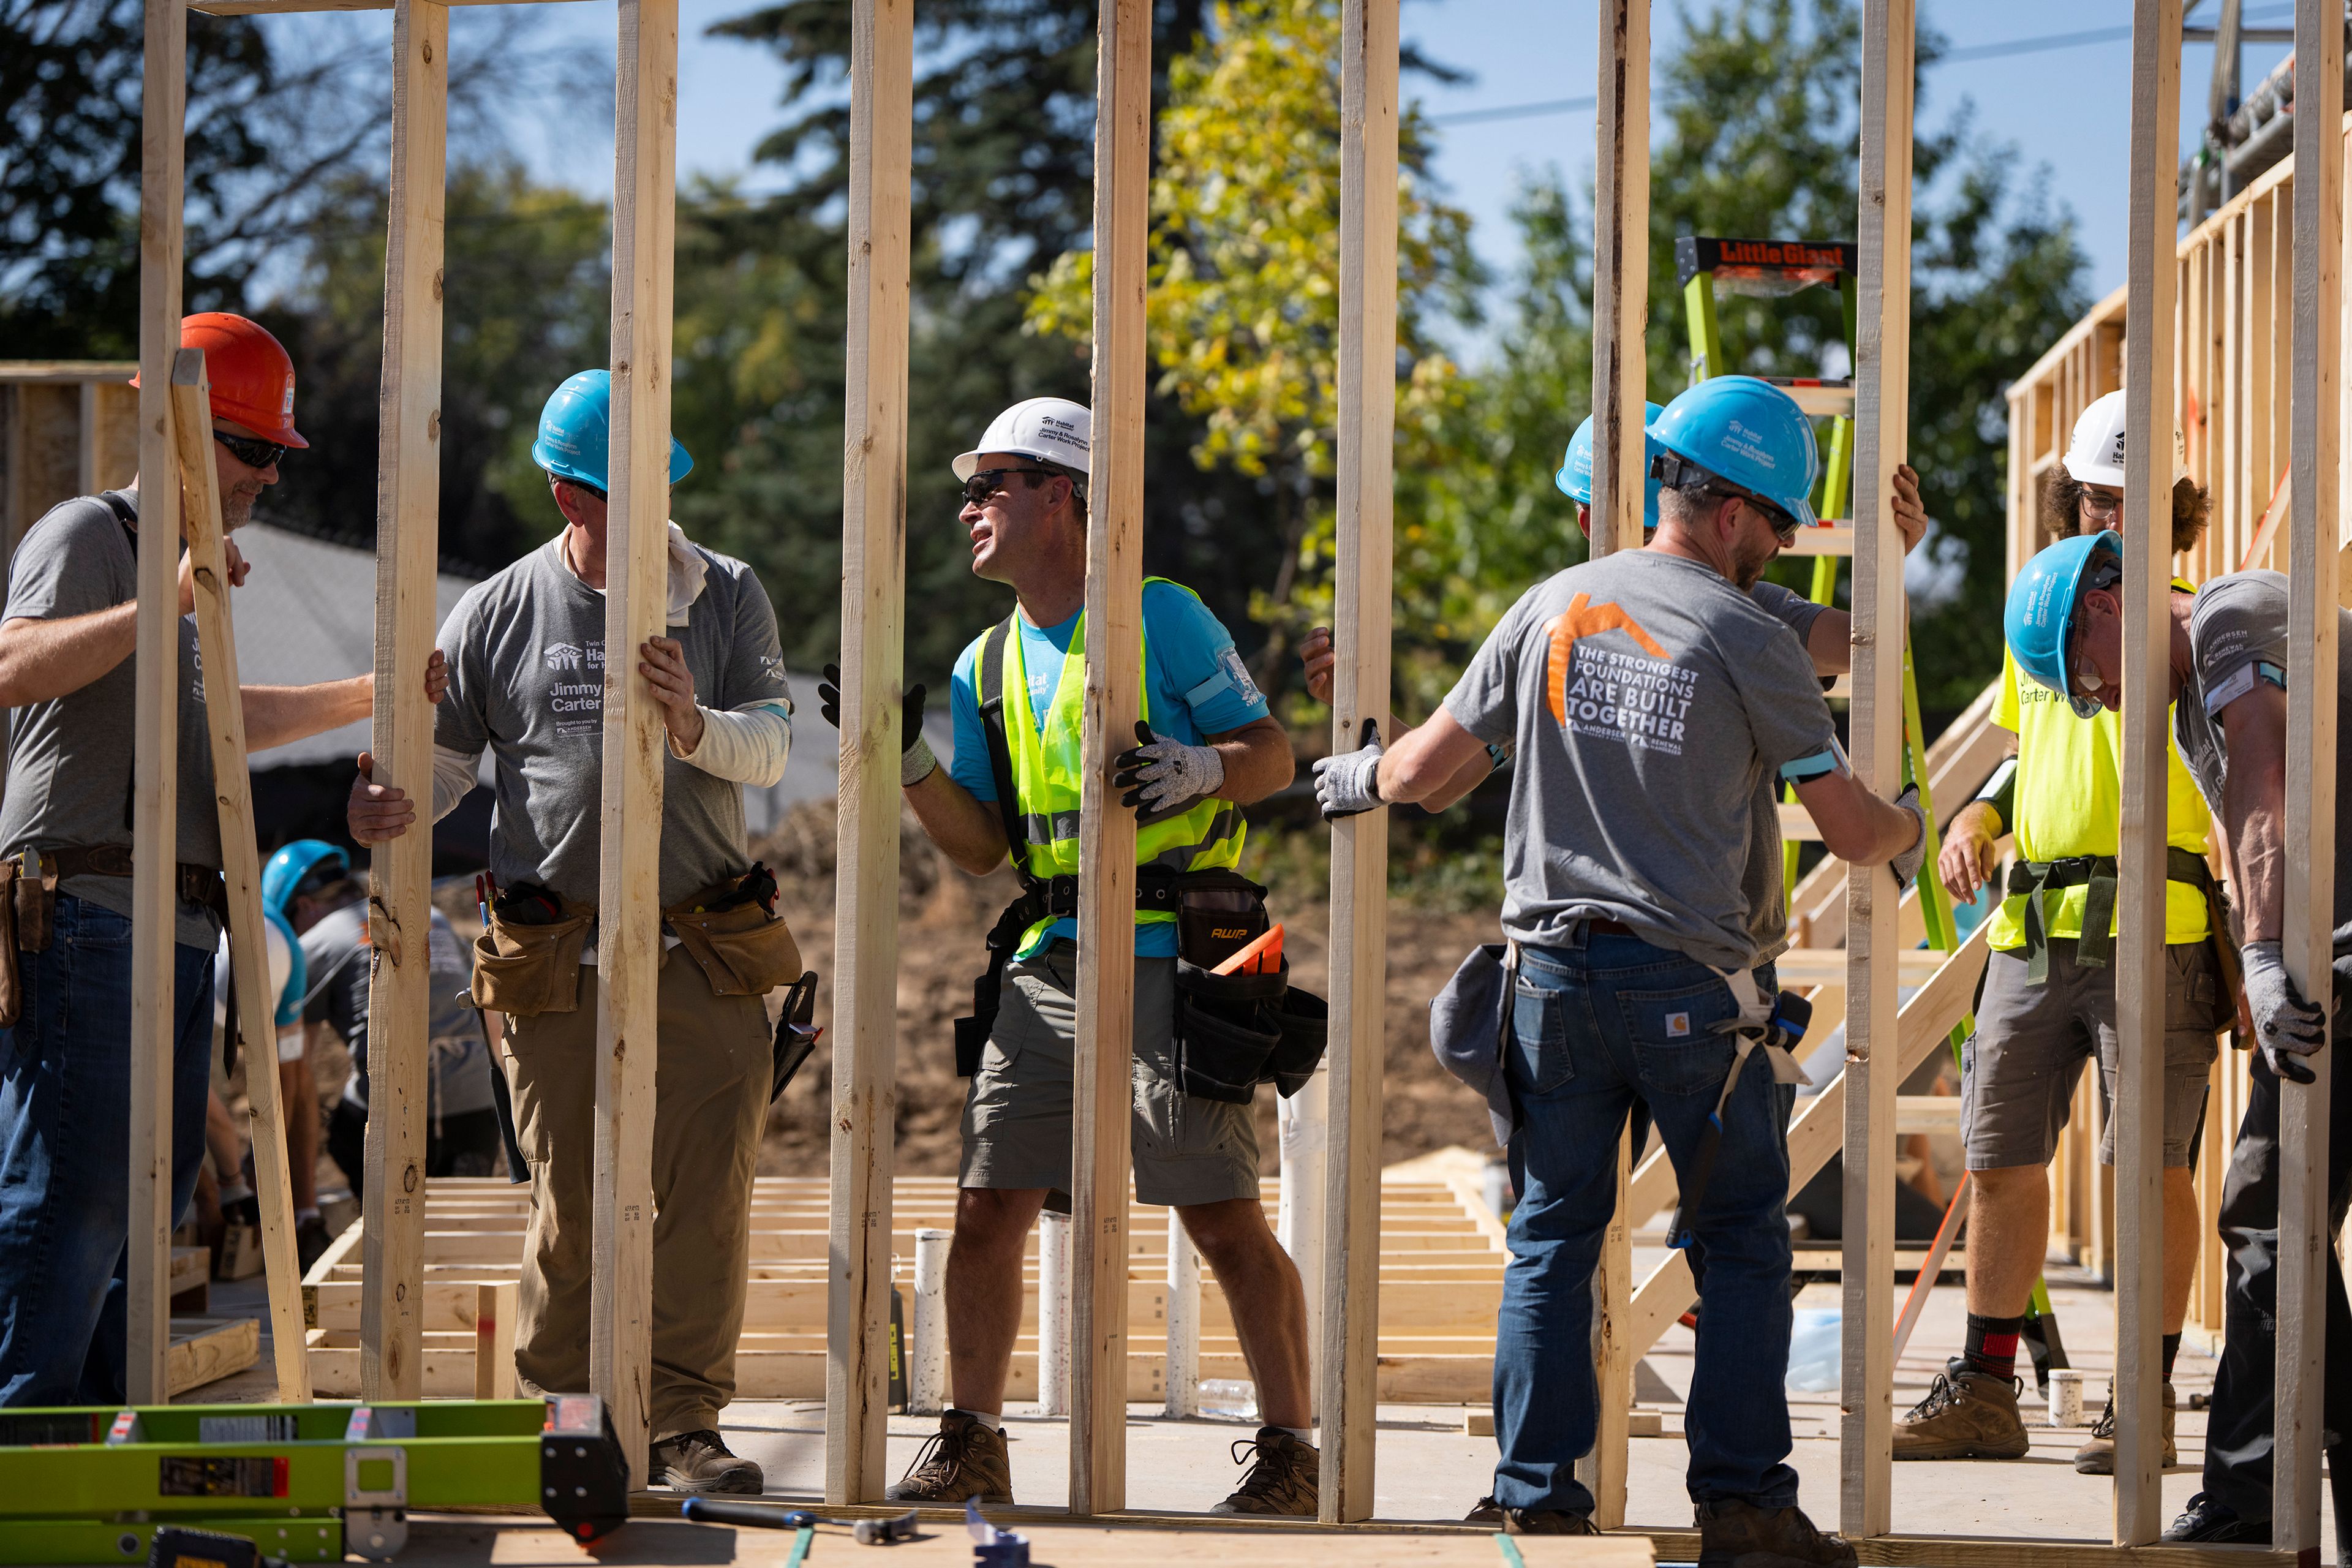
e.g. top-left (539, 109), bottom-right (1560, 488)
top-left (1025, 0), bottom-right (1483, 695)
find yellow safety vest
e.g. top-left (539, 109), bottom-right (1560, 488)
top-left (986, 580), bottom-right (1249, 959)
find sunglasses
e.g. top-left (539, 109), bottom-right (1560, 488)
top-left (1717, 487), bottom-right (1799, 546)
top-left (961, 467), bottom-right (1055, 507)
top-left (2065, 609), bottom-right (2108, 715)
top-left (214, 430), bottom-right (291, 470)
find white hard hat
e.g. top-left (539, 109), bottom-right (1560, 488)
top-left (2061, 390), bottom-right (2188, 488)
top-left (953, 397), bottom-right (1091, 481)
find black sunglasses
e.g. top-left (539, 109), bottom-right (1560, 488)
top-left (961, 467), bottom-right (1055, 506)
top-left (214, 429), bottom-right (291, 470)
top-left (1715, 485), bottom-right (1800, 545)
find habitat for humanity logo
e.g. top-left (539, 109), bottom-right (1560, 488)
top-left (1542, 594), bottom-right (1695, 756)
top-left (547, 639), bottom-right (607, 734)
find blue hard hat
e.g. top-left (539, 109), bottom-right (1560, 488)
top-left (530, 369), bottom-right (693, 495)
top-left (262, 840), bottom-right (350, 921)
top-left (1648, 375), bottom-right (1820, 528)
top-left (1557, 402), bottom-right (1667, 530)
top-left (2005, 529), bottom-right (2122, 719)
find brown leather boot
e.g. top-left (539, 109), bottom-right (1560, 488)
top-left (1463, 1496), bottom-right (1599, 1534)
top-left (1212, 1428), bottom-right (1318, 1515)
top-left (1891, 1366), bottom-right (2030, 1460)
top-left (1695, 1499), bottom-right (1856, 1568)
top-left (2073, 1381), bottom-right (2178, 1474)
top-left (649, 1429), bottom-right (763, 1494)
top-left (885, 1411), bottom-right (1014, 1505)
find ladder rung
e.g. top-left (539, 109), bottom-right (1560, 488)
top-left (1770, 380), bottom-right (1855, 418)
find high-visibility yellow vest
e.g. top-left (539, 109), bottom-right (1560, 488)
top-left (989, 580), bottom-right (1248, 958)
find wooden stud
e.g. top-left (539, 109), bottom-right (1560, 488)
top-left (594, 0), bottom-right (677, 1489)
top-left (1840, 0), bottom-right (1913, 1538)
top-left (2114, 0), bottom-right (2182, 1544)
top-left (1069, 0), bottom-right (1150, 1517)
top-left (1578, 6), bottom-right (1648, 1518)
top-left (2275, 0), bottom-right (2341, 1547)
top-left (165, 354), bottom-right (312, 1401)
top-left (128, 0), bottom-right (187, 1407)
top-left (1317, 0), bottom-right (1398, 1526)
top-left (358, 0), bottom-right (448, 1405)
top-left (824, 0), bottom-right (913, 1507)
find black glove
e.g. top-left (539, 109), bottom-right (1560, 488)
top-left (819, 662), bottom-right (927, 752)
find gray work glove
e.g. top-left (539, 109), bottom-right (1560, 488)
top-left (1888, 783), bottom-right (1928, 891)
top-left (1313, 720), bottom-right (1384, 821)
top-left (1112, 720), bottom-right (1224, 825)
top-left (818, 663), bottom-right (936, 787)
top-left (2240, 938), bottom-right (2331, 1084)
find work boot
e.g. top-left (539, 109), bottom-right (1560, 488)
top-left (2163, 1493), bottom-right (2271, 1545)
top-left (1890, 1363), bottom-right (2030, 1460)
top-left (1461, 1496), bottom-right (1597, 1534)
top-left (1211, 1427), bottom-right (1317, 1515)
top-left (649, 1429), bottom-right (763, 1494)
top-left (2072, 1381), bottom-right (2177, 1474)
top-left (1694, 1499), bottom-right (1856, 1568)
top-left (885, 1411), bottom-right (1013, 1506)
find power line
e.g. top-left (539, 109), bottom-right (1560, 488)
top-left (1425, 7), bottom-right (2296, 129)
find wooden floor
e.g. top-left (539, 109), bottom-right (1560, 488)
top-left (301, 1169), bottom-right (1512, 1404)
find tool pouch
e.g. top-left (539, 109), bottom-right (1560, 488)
top-left (1267, 986), bottom-right (1330, 1098)
top-left (666, 872), bottom-right (803, 998)
top-left (1172, 869), bottom-right (1271, 973)
top-left (12, 865), bottom-right (53, 956)
top-left (954, 894), bottom-right (1042, 1077)
top-left (1172, 957), bottom-right (1289, 1105)
top-left (0, 862), bottom-right (18, 1030)
top-left (469, 891), bottom-right (592, 1018)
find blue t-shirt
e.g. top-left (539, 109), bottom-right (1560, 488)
top-left (948, 582), bottom-right (1271, 956)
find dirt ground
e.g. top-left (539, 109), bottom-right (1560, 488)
top-left (749, 798), bottom-right (1502, 1178)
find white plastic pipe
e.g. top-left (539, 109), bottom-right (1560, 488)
top-left (1277, 1058), bottom-right (1330, 1410)
top-left (911, 1227), bottom-right (951, 1415)
top-left (1164, 1215), bottom-right (1200, 1417)
top-left (1038, 1210), bottom-right (1071, 1417)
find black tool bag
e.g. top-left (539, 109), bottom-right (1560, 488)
top-left (1173, 957), bottom-right (1289, 1104)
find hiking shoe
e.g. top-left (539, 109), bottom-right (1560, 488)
top-left (2163, 1493), bottom-right (2271, 1545)
top-left (1695, 1499), bottom-right (1856, 1568)
top-left (1891, 1365), bottom-right (2030, 1460)
top-left (886, 1411), bottom-right (1012, 1506)
top-left (2073, 1381), bottom-right (2177, 1474)
top-left (1460, 1496), bottom-right (1599, 1534)
top-left (650, 1429), bottom-right (763, 1494)
top-left (1211, 1427), bottom-right (1317, 1516)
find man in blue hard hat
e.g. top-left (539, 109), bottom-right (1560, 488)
top-left (1301, 403), bottom-right (1927, 961)
top-left (270, 840), bottom-right (504, 1218)
top-left (2004, 524), bottom-right (2352, 1546)
top-left (1318, 375), bottom-right (1925, 1561)
top-left (1903, 390), bottom-right (2226, 1474)
top-left (347, 369), bottom-right (799, 1494)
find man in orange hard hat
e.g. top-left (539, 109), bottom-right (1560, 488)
top-left (0, 312), bottom-right (445, 1406)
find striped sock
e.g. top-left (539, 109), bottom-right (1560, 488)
top-left (1964, 1312), bottom-right (2026, 1379)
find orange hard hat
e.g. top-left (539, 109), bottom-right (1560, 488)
top-left (129, 312), bottom-right (307, 449)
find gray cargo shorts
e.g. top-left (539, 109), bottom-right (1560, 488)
top-left (1961, 936), bottom-right (2230, 1171)
top-left (959, 940), bottom-right (1261, 1210)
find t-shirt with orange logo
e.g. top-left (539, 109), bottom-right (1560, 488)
top-left (1442, 550), bottom-right (1838, 971)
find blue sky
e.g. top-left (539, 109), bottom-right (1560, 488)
top-left (279, 1), bottom-right (2290, 350)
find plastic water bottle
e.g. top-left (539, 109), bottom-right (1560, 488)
top-left (1199, 1379), bottom-right (1258, 1422)
top-left (1785, 1308), bottom-right (1841, 1394)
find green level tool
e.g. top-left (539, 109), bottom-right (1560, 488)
top-left (0, 1395), bottom-right (629, 1564)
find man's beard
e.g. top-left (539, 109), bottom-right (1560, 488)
top-left (1732, 535), bottom-right (1776, 591)
top-left (220, 491), bottom-right (256, 529)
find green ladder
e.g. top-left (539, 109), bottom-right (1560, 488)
top-left (0, 1396), bottom-right (628, 1564)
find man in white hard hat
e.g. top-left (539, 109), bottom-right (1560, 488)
top-left (818, 397), bottom-right (1316, 1512)
top-left (1904, 388), bottom-right (2229, 1472)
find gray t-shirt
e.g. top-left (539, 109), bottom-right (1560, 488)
top-left (303, 901), bottom-right (494, 1117)
top-left (2174, 569), bottom-right (2352, 947)
top-left (434, 537), bottom-right (792, 908)
top-left (1444, 551), bottom-right (1839, 971)
top-left (1743, 581), bottom-right (1830, 960)
top-left (0, 491), bottom-right (222, 949)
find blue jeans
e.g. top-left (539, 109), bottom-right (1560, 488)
top-left (0, 895), bottom-right (214, 1406)
top-left (1491, 929), bottom-right (1800, 1515)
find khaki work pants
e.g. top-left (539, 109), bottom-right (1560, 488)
top-left (501, 953), bottom-right (769, 1439)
